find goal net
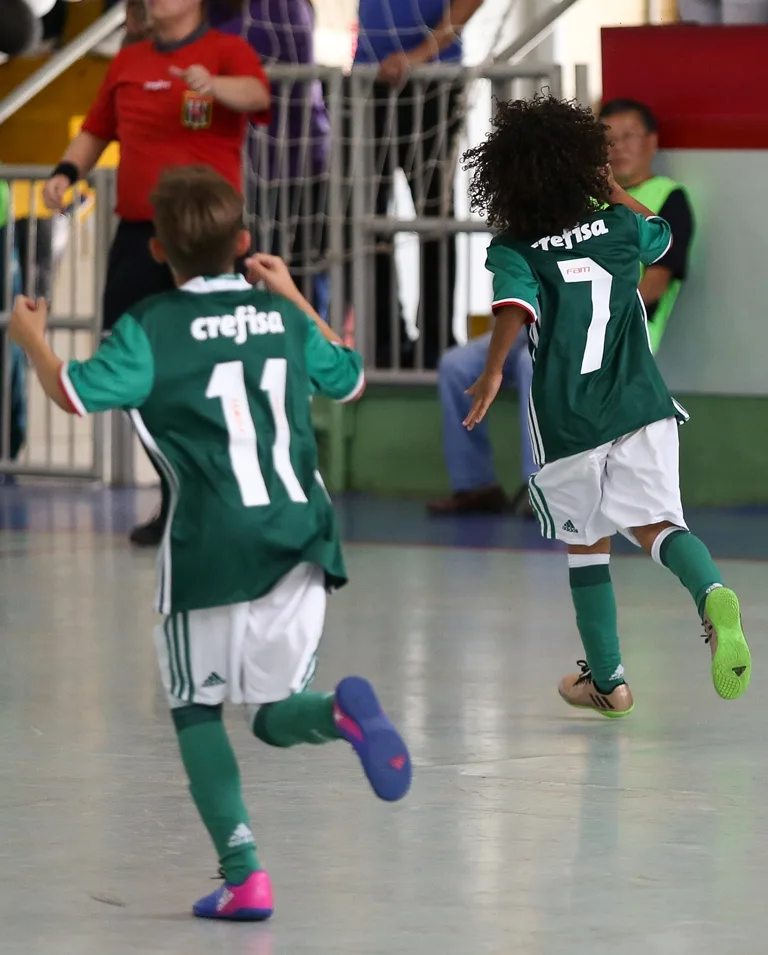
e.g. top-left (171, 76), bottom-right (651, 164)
top-left (227, 0), bottom-right (555, 366)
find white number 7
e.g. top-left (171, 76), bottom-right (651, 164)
top-left (557, 257), bottom-right (614, 375)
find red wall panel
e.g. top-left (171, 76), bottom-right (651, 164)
top-left (602, 25), bottom-right (768, 148)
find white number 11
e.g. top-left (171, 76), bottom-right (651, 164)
top-left (206, 359), bottom-right (308, 507)
top-left (557, 257), bottom-right (614, 375)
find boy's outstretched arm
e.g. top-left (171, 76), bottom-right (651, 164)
top-left (8, 297), bottom-right (70, 411)
top-left (463, 304), bottom-right (527, 430)
top-left (246, 253), bottom-right (342, 346)
top-left (10, 295), bottom-right (154, 416)
top-left (246, 253), bottom-right (365, 403)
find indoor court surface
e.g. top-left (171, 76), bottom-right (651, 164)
top-left (1, 485), bottom-right (767, 955)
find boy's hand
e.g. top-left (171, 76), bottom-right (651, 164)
top-left (169, 65), bottom-right (214, 95)
top-left (604, 163), bottom-right (625, 204)
top-left (9, 296), bottom-right (48, 349)
top-left (245, 254), bottom-right (299, 299)
top-left (463, 371), bottom-right (503, 430)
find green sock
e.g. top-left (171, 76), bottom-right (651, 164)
top-left (172, 705), bottom-right (259, 885)
top-left (657, 529), bottom-right (724, 616)
top-left (252, 692), bottom-right (341, 748)
top-left (569, 560), bottom-right (624, 693)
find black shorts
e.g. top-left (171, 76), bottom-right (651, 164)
top-left (102, 220), bottom-right (175, 334)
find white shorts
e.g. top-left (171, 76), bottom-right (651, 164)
top-left (528, 417), bottom-right (687, 547)
top-left (154, 562), bottom-right (327, 710)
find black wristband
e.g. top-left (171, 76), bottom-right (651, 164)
top-left (51, 161), bottom-right (80, 185)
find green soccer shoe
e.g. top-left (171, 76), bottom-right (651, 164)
top-left (703, 587), bottom-right (751, 700)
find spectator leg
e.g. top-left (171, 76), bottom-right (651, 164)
top-left (438, 335), bottom-right (500, 493)
top-left (280, 178), bottom-right (329, 321)
top-left (312, 272), bottom-right (331, 323)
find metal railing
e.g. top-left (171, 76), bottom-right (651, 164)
top-left (246, 61), bottom-right (583, 380)
top-left (493, 0), bottom-right (584, 64)
top-left (0, 165), bottom-right (114, 479)
top-left (341, 62), bottom-right (576, 379)
top-left (0, 59), bottom-right (588, 480)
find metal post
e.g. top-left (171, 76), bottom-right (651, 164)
top-left (91, 169), bottom-right (112, 483)
top-left (326, 70), bottom-right (345, 339)
top-left (0, 192), bottom-right (13, 463)
top-left (574, 64), bottom-right (590, 108)
top-left (350, 71), bottom-right (371, 367)
top-left (548, 64), bottom-right (563, 100)
top-left (324, 68), bottom-right (348, 492)
top-left (91, 168), bottom-right (134, 488)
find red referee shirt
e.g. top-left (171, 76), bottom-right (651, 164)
top-left (82, 26), bottom-right (270, 221)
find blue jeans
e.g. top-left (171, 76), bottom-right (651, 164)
top-left (438, 330), bottom-right (536, 491)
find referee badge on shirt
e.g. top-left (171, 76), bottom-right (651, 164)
top-left (181, 90), bottom-right (213, 129)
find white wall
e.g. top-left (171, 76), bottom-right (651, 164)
top-left (654, 150), bottom-right (767, 396)
top-left (552, 0), bottom-right (646, 101)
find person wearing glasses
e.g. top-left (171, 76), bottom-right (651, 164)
top-left (598, 98), bottom-right (695, 355)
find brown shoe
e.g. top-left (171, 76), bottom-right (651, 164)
top-left (558, 661), bottom-right (634, 719)
top-left (426, 484), bottom-right (507, 516)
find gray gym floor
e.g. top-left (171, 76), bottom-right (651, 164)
top-left (0, 487), bottom-right (766, 955)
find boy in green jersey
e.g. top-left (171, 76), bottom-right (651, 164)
top-left (9, 166), bottom-right (411, 919)
top-left (463, 96), bottom-right (750, 717)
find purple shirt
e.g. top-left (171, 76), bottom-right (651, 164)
top-left (208, 0), bottom-right (330, 178)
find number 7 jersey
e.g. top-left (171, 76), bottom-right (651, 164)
top-left (60, 275), bottom-right (365, 614)
top-left (487, 204), bottom-right (687, 466)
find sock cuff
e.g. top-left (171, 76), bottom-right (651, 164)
top-left (652, 526), bottom-right (688, 566)
top-left (567, 553), bottom-right (610, 568)
top-left (172, 703), bottom-right (223, 733)
top-left (569, 562), bottom-right (611, 587)
top-left (251, 703), bottom-right (293, 748)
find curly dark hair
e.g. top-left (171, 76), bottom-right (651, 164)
top-left (463, 94), bottom-right (611, 240)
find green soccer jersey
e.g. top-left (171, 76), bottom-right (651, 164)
top-left (61, 274), bottom-right (364, 614)
top-left (487, 205), bottom-right (688, 465)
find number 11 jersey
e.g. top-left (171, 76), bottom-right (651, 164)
top-left (61, 274), bottom-right (364, 614)
top-left (487, 205), bottom-right (686, 467)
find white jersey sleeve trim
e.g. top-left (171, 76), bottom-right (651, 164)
top-left (59, 364), bottom-right (87, 417)
top-left (645, 215), bottom-right (674, 264)
top-left (491, 297), bottom-right (538, 323)
top-left (129, 409), bottom-right (180, 615)
top-left (337, 367), bottom-right (366, 404)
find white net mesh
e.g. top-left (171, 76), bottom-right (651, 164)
top-left (216, 0), bottom-right (553, 368)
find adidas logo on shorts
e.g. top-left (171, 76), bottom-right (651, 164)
top-left (561, 520), bottom-right (578, 533)
top-left (202, 672), bottom-right (226, 687)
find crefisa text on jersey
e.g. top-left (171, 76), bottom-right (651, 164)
top-left (190, 306), bottom-right (286, 345)
top-left (531, 218), bottom-right (609, 252)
